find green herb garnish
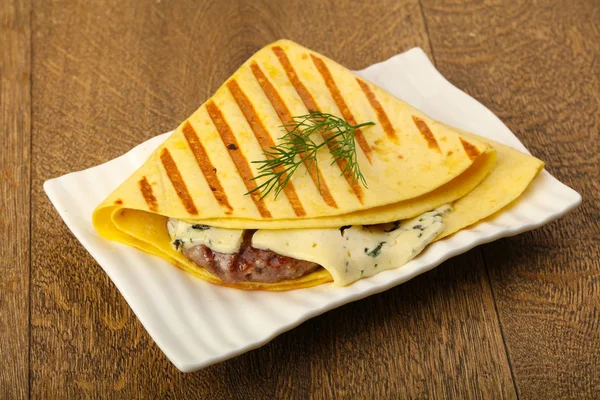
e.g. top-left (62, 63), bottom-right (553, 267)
top-left (172, 239), bottom-right (183, 251)
top-left (248, 111), bottom-right (374, 199)
top-left (191, 224), bottom-right (211, 230)
top-left (365, 241), bottom-right (386, 258)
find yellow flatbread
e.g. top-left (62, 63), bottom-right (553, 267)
top-left (92, 39), bottom-right (542, 290)
top-left (437, 132), bottom-right (544, 239)
top-left (94, 39), bottom-right (494, 231)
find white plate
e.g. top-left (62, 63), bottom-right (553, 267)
top-left (44, 48), bottom-right (581, 372)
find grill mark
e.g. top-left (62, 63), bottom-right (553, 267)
top-left (272, 46), bottom-right (319, 112)
top-left (328, 146), bottom-right (365, 204)
top-left (250, 62), bottom-right (293, 125)
top-left (138, 177), bottom-right (158, 212)
top-left (311, 55), bottom-right (373, 163)
top-left (459, 137), bottom-right (481, 160)
top-left (205, 100), bottom-right (272, 218)
top-left (160, 148), bottom-right (198, 215)
top-left (272, 47), bottom-right (364, 204)
top-left (182, 121), bottom-right (234, 215)
top-left (227, 79), bottom-right (306, 217)
top-left (412, 116), bottom-right (441, 153)
top-left (250, 61), bottom-right (338, 209)
top-left (356, 78), bottom-right (396, 139)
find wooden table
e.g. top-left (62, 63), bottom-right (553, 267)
top-left (2, 0), bottom-right (598, 398)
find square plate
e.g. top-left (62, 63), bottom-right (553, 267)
top-left (44, 48), bottom-right (581, 372)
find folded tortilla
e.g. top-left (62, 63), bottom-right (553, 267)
top-left (92, 39), bottom-right (542, 290)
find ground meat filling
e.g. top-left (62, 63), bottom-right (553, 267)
top-left (182, 231), bottom-right (320, 284)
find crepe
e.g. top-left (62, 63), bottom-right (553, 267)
top-left (437, 131), bottom-right (544, 239)
top-left (94, 40), bottom-right (494, 228)
top-left (92, 39), bottom-right (542, 290)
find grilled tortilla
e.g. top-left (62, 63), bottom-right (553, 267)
top-left (92, 39), bottom-right (541, 290)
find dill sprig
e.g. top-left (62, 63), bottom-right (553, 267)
top-left (248, 111), bottom-right (375, 199)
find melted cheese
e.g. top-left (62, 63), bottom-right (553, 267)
top-left (168, 206), bottom-right (451, 286)
top-left (252, 206), bottom-right (452, 286)
top-left (167, 219), bottom-right (244, 253)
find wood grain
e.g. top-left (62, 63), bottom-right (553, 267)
top-left (28, 0), bottom-right (517, 397)
top-left (16, 0), bottom-right (597, 397)
top-left (0, 1), bottom-right (30, 399)
top-left (421, 0), bottom-right (600, 397)
top-left (30, 0), bottom-right (247, 397)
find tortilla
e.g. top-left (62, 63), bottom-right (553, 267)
top-left (94, 40), bottom-right (494, 229)
top-left (92, 39), bottom-right (541, 290)
top-left (437, 132), bottom-right (544, 239)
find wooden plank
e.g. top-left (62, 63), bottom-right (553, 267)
top-left (30, 0), bottom-right (247, 397)
top-left (0, 0), bottom-right (31, 399)
top-left (31, 0), bottom-right (514, 397)
top-left (227, 5), bottom-right (515, 398)
top-left (420, 0), bottom-right (600, 397)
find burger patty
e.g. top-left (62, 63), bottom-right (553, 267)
top-left (182, 231), bottom-right (320, 284)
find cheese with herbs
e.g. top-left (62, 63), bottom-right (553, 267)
top-left (252, 206), bottom-right (451, 286)
top-left (167, 219), bottom-right (244, 254)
